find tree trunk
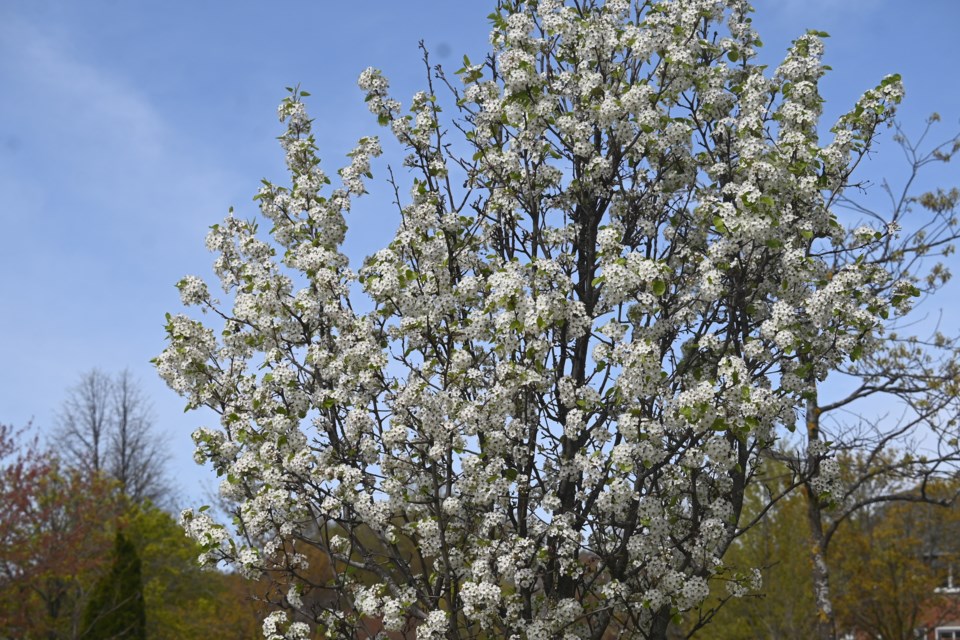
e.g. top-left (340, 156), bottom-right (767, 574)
top-left (805, 392), bottom-right (837, 640)
top-left (806, 488), bottom-right (836, 640)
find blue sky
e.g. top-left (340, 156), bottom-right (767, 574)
top-left (2, 1), bottom-right (958, 506)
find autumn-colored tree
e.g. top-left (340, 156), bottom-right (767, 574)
top-left (0, 424), bottom-right (121, 639)
top-left (215, 572), bottom-right (275, 639)
top-left (832, 484), bottom-right (960, 640)
top-left (0, 423), bottom-right (47, 635)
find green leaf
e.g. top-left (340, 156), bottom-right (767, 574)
top-left (713, 215), bottom-right (728, 234)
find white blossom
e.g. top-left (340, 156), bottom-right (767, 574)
top-left (158, 2), bottom-right (908, 638)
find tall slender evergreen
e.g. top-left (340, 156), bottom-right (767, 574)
top-left (82, 531), bottom-right (146, 639)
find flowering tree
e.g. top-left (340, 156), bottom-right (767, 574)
top-left (157, 1), bottom-right (912, 637)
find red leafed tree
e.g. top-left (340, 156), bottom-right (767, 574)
top-left (0, 423), bottom-right (121, 639)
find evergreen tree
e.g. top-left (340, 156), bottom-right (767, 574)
top-left (82, 531), bottom-right (146, 639)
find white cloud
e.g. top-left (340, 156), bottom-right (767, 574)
top-left (0, 17), bottom-right (167, 174)
top-left (0, 14), bottom-right (236, 504)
